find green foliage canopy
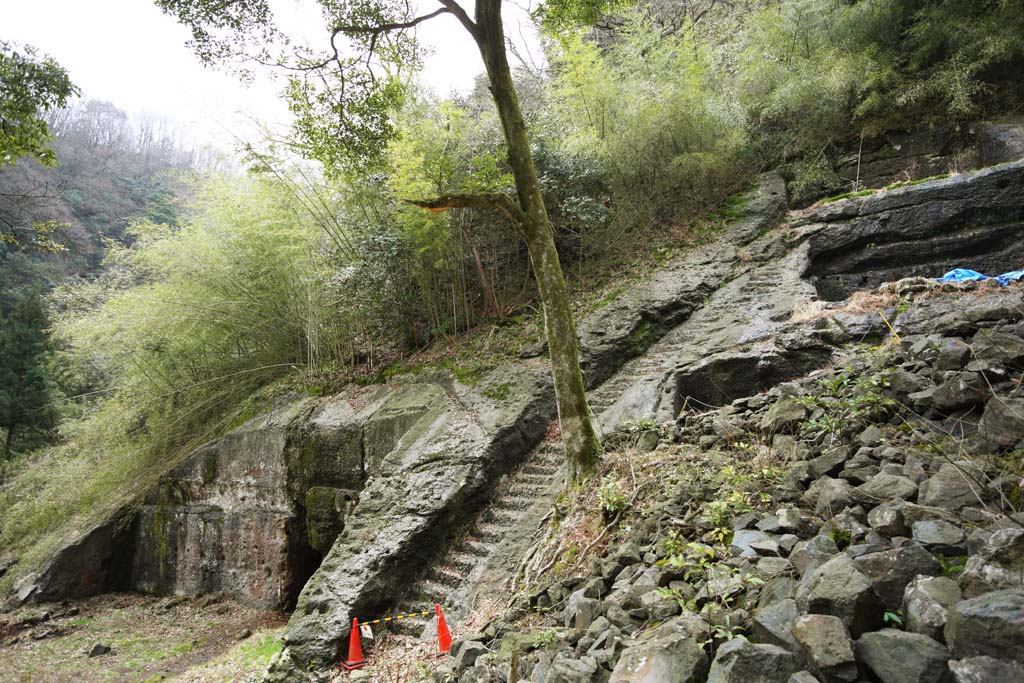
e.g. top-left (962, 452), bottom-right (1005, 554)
top-left (0, 288), bottom-right (58, 458)
top-left (0, 41), bottom-right (78, 168)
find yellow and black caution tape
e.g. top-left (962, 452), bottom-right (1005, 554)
top-left (363, 610), bottom-right (432, 625)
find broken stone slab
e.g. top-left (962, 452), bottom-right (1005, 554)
top-left (707, 638), bottom-right (801, 683)
top-left (904, 576), bottom-right (961, 643)
top-left (855, 544), bottom-right (942, 610)
top-left (931, 372), bottom-right (989, 412)
top-left (867, 503), bottom-right (908, 538)
top-left (978, 397), bottom-right (1024, 449)
top-left (751, 598), bottom-right (801, 653)
top-left (971, 328), bottom-right (1024, 369)
top-left (731, 529), bottom-right (775, 559)
top-left (796, 554), bottom-right (885, 637)
top-left (452, 640), bottom-right (488, 673)
top-left (789, 673), bottom-right (823, 683)
top-left (917, 463), bottom-right (986, 511)
top-left (959, 528), bottom-right (1024, 597)
top-left (852, 473), bottom-right (918, 507)
top-left (777, 508), bottom-right (816, 539)
top-left (948, 656), bottom-right (1024, 683)
top-left (855, 629), bottom-right (954, 683)
top-left (911, 520), bottom-right (966, 556)
top-left (790, 536), bottom-right (840, 576)
top-left (802, 477), bottom-right (855, 516)
top-left (808, 447), bottom-right (851, 479)
top-left (791, 614), bottom-right (858, 682)
top-left (936, 338), bottom-right (972, 371)
top-left (608, 632), bottom-right (708, 683)
top-left (945, 588), bottom-right (1024, 665)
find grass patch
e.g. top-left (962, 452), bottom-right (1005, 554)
top-left (240, 632), bottom-right (284, 668)
top-left (822, 189), bottom-right (875, 203)
top-left (883, 173), bottom-right (951, 190)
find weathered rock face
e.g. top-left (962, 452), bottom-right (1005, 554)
top-left (977, 118), bottom-right (1024, 165)
top-left (12, 370), bottom-right (553, 617)
top-left (831, 126), bottom-right (978, 200)
top-left (265, 364), bottom-right (555, 679)
top-left (131, 400), bottom-right (315, 609)
top-left (799, 161), bottom-right (1024, 301)
top-left (576, 172), bottom-right (788, 392)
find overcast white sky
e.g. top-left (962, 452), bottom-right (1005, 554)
top-left (5, 0), bottom-right (541, 150)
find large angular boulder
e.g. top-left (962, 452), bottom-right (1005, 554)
top-left (752, 598), bottom-right (801, 653)
top-left (904, 576), bottom-right (961, 642)
top-left (855, 545), bottom-right (941, 610)
top-left (708, 639), bottom-right (801, 683)
top-left (796, 555), bottom-right (885, 637)
top-left (791, 614), bottom-right (858, 682)
top-left (945, 589), bottom-right (1024, 664)
top-left (852, 474), bottom-right (918, 507)
top-left (948, 656), bottom-right (1024, 683)
top-left (609, 633), bottom-right (708, 683)
top-left (977, 397), bottom-right (1024, 448)
top-left (917, 463), bottom-right (985, 511)
top-left (958, 528), bottom-right (1024, 597)
top-left (855, 629), bottom-right (953, 683)
top-left (762, 397), bottom-right (808, 435)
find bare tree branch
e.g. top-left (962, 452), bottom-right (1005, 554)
top-left (438, 0), bottom-right (478, 38)
top-left (331, 6), bottom-right (451, 38)
top-left (404, 193), bottom-right (526, 229)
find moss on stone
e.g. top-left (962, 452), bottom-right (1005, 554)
top-left (201, 452), bottom-right (217, 484)
top-left (628, 320), bottom-right (658, 355)
top-left (305, 487), bottom-right (346, 555)
top-left (482, 382), bottom-right (512, 401)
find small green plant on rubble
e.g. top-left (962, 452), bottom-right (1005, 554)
top-left (883, 610), bottom-right (904, 628)
top-left (940, 554), bottom-right (969, 577)
top-left (536, 629), bottom-right (559, 648)
top-left (657, 538), bottom-right (765, 618)
top-left (798, 363), bottom-right (897, 443)
top-left (705, 489), bottom-right (754, 527)
top-left (597, 473), bottom-right (629, 516)
top-left (708, 615), bottom-right (748, 646)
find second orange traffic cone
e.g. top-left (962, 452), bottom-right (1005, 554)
top-left (435, 603), bottom-right (452, 656)
top-left (340, 617), bottom-right (367, 670)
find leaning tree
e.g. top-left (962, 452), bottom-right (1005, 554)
top-left (157, 0), bottom-right (606, 485)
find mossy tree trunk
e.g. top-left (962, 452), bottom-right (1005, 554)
top-left (414, 0), bottom-right (602, 485)
top-left (474, 0), bottom-right (601, 485)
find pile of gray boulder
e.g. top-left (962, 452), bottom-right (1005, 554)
top-left (442, 282), bottom-right (1024, 683)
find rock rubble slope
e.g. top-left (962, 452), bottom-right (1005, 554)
top-left (448, 279), bottom-right (1024, 683)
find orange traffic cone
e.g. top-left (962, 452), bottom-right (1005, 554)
top-left (340, 617), bottom-right (367, 670)
top-left (435, 603), bottom-right (452, 656)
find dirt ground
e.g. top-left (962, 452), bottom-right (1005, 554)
top-left (0, 593), bottom-right (287, 683)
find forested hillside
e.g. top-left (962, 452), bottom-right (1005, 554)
top-left (1, 1), bottom-right (1024, 681)
top-left (0, 96), bottom-right (229, 458)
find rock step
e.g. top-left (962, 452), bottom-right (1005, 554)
top-left (440, 553), bottom-right (481, 574)
top-left (425, 566), bottom-right (466, 588)
top-left (492, 494), bottom-right (539, 512)
top-left (461, 540), bottom-right (492, 558)
top-left (516, 472), bottom-right (554, 486)
top-left (441, 554), bottom-right (476, 574)
top-left (409, 578), bottom-right (449, 601)
top-left (480, 508), bottom-right (522, 526)
top-left (521, 461), bottom-right (559, 476)
top-left (473, 523), bottom-right (506, 544)
top-left (385, 615), bottom-right (430, 637)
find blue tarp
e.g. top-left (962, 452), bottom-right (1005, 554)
top-left (996, 270), bottom-right (1024, 286)
top-left (937, 268), bottom-right (1024, 287)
